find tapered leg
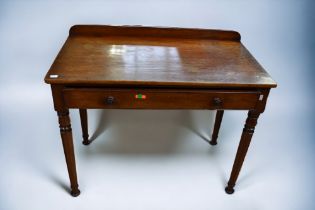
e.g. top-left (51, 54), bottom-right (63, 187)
top-left (210, 110), bottom-right (224, 145)
top-left (57, 110), bottom-right (80, 197)
top-left (79, 109), bottom-right (90, 145)
top-left (225, 110), bottom-right (260, 194)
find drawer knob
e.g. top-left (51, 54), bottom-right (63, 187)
top-left (106, 96), bottom-right (115, 104)
top-left (213, 97), bottom-right (222, 106)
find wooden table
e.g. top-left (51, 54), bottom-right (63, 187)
top-left (44, 25), bottom-right (277, 196)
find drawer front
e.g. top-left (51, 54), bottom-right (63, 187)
top-left (63, 88), bottom-right (259, 110)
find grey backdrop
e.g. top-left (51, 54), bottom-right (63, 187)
top-left (0, 0), bottom-right (314, 209)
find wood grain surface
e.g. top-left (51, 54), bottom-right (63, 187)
top-left (44, 25), bottom-right (276, 88)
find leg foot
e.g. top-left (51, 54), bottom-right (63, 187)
top-left (210, 110), bottom-right (224, 146)
top-left (209, 140), bottom-right (217, 145)
top-left (225, 186), bottom-right (235, 194)
top-left (82, 139), bottom-right (91, 145)
top-left (79, 109), bottom-right (90, 146)
top-left (70, 188), bottom-right (81, 197)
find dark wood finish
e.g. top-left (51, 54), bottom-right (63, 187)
top-left (225, 110), bottom-right (260, 194)
top-left (69, 25), bottom-right (241, 41)
top-left (45, 25), bottom-right (277, 196)
top-left (57, 110), bottom-right (80, 197)
top-left (44, 25), bottom-right (276, 89)
top-left (63, 88), bottom-right (260, 110)
top-left (79, 109), bottom-right (90, 145)
top-left (210, 110), bottom-right (224, 145)
top-left (51, 84), bottom-right (80, 196)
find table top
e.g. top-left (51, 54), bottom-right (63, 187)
top-left (44, 25), bottom-right (276, 88)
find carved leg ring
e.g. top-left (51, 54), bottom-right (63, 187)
top-left (225, 110), bottom-right (260, 194)
top-left (210, 110), bottom-right (224, 145)
top-left (79, 109), bottom-right (90, 145)
top-left (58, 111), bottom-right (80, 197)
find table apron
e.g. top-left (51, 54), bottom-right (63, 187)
top-left (62, 88), bottom-right (260, 110)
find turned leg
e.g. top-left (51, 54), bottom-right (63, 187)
top-left (79, 109), bottom-right (90, 145)
top-left (225, 110), bottom-right (260, 194)
top-left (210, 110), bottom-right (224, 145)
top-left (57, 110), bottom-right (80, 197)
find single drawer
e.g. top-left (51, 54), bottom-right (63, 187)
top-left (63, 88), bottom-right (260, 110)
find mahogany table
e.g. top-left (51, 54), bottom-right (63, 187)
top-left (44, 25), bottom-right (277, 196)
